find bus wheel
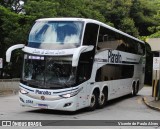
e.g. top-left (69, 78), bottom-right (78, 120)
top-left (135, 81), bottom-right (139, 94)
top-left (98, 91), bottom-right (107, 108)
top-left (88, 91), bottom-right (98, 111)
top-left (132, 82), bottom-right (136, 96)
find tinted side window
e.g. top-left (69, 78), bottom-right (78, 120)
top-left (95, 64), bottom-right (134, 82)
top-left (97, 26), bottom-right (145, 55)
top-left (117, 35), bottom-right (145, 55)
top-left (77, 62), bottom-right (90, 84)
top-left (97, 26), bottom-right (119, 50)
top-left (83, 23), bottom-right (99, 46)
top-left (137, 42), bottom-right (145, 55)
top-left (79, 23), bottom-right (99, 85)
top-left (117, 35), bottom-right (139, 54)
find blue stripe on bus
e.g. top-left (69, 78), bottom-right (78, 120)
top-left (20, 85), bottom-right (34, 92)
top-left (20, 84), bottom-right (79, 94)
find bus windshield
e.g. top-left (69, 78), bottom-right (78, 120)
top-left (22, 54), bottom-right (76, 89)
top-left (28, 21), bottom-right (84, 50)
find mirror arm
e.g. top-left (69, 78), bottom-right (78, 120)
top-left (6, 44), bottom-right (25, 62)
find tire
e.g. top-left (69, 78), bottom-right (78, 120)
top-left (135, 81), bottom-right (139, 94)
top-left (98, 90), bottom-right (107, 108)
top-left (88, 91), bottom-right (98, 111)
top-left (132, 82), bottom-right (137, 96)
top-left (132, 82), bottom-right (139, 96)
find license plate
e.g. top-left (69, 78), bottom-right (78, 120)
top-left (37, 104), bottom-right (48, 109)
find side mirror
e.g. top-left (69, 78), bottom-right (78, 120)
top-left (6, 44), bottom-right (25, 62)
top-left (72, 45), bottom-right (94, 67)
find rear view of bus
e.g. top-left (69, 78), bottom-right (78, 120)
top-left (6, 18), bottom-right (145, 111)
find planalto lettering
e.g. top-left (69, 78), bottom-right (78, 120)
top-left (108, 50), bottom-right (122, 63)
top-left (35, 90), bottom-right (51, 95)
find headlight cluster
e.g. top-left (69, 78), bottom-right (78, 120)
top-left (19, 89), bottom-right (29, 94)
top-left (60, 87), bottom-right (83, 98)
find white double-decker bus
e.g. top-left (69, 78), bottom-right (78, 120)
top-left (6, 18), bottom-right (145, 111)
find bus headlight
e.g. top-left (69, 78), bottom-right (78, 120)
top-left (60, 92), bottom-right (77, 98)
top-left (60, 93), bottom-right (72, 98)
top-left (60, 87), bottom-right (83, 98)
top-left (20, 89), bottom-right (29, 94)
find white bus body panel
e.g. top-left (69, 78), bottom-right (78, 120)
top-left (16, 18), bottom-right (145, 111)
top-left (19, 82), bottom-right (90, 111)
top-left (86, 49), bottom-right (145, 101)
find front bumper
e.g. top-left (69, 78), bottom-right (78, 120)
top-left (19, 92), bottom-right (77, 111)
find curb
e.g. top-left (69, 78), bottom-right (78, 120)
top-left (142, 97), bottom-right (160, 111)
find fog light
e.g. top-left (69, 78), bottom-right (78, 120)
top-left (64, 102), bottom-right (72, 107)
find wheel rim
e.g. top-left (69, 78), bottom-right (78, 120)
top-left (99, 93), bottom-right (105, 105)
top-left (90, 94), bottom-right (96, 107)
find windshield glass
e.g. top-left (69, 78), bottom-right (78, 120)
top-left (28, 21), bottom-right (84, 50)
top-left (22, 54), bottom-right (76, 89)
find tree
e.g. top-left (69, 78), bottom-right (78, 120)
top-left (106, 0), bottom-right (139, 36)
top-left (0, 0), bottom-right (160, 79)
top-left (0, 0), bottom-right (26, 13)
top-left (24, 0), bottom-right (58, 18)
top-left (130, 0), bottom-right (158, 36)
top-left (0, 5), bottom-right (34, 78)
top-left (148, 0), bottom-right (160, 38)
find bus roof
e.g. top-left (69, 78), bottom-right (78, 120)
top-left (36, 18), bottom-right (145, 44)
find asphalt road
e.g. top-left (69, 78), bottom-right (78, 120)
top-left (0, 87), bottom-right (160, 129)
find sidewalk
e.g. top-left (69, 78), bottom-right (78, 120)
top-left (143, 96), bottom-right (160, 111)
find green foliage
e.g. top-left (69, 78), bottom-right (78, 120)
top-left (0, 5), bottom-right (34, 78)
top-left (149, 31), bottom-right (160, 38)
top-left (24, 0), bottom-right (58, 18)
top-left (23, 0), bottom-right (160, 37)
top-left (0, 0), bottom-right (160, 78)
top-left (0, 0), bottom-right (26, 13)
top-left (130, 0), bottom-right (158, 36)
top-left (146, 0), bottom-right (160, 38)
top-left (120, 18), bottom-right (139, 37)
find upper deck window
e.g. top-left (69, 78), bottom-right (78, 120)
top-left (28, 21), bottom-right (84, 50)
